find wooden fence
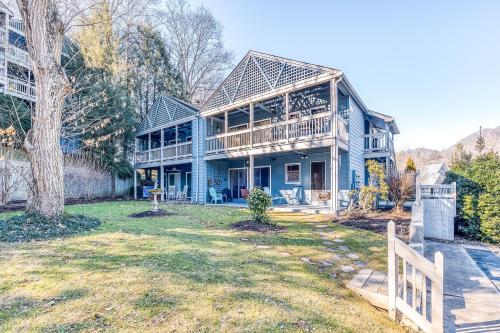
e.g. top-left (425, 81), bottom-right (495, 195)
top-left (387, 221), bottom-right (444, 333)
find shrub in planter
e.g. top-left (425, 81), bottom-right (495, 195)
top-left (248, 188), bottom-right (272, 224)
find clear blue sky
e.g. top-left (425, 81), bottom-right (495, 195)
top-left (189, 0), bottom-right (500, 151)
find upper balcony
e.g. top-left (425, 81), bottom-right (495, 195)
top-left (364, 131), bottom-right (394, 157)
top-left (205, 82), bottom-right (349, 157)
top-left (135, 121), bottom-right (193, 165)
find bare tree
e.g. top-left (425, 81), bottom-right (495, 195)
top-left (160, 0), bottom-right (233, 104)
top-left (0, 148), bottom-right (31, 206)
top-left (388, 169), bottom-right (416, 213)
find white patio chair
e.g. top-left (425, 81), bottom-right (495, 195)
top-left (177, 185), bottom-right (189, 201)
top-left (288, 186), bottom-right (303, 205)
top-left (209, 187), bottom-right (223, 204)
top-left (167, 185), bottom-right (176, 200)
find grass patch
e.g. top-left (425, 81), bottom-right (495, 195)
top-left (0, 213), bottom-right (101, 243)
top-left (0, 201), bottom-right (402, 332)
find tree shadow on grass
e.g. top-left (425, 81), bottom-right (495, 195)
top-left (0, 288), bottom-right (88, 327)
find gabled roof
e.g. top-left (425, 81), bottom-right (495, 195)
top-left (202, 50), bottom-right (341, 112)
top-left (136, 95), bottom-right (198, 135)
top-left (366, 110), bottom-right (400, 135)
top-left (0, 1), bottom-right (14, 16)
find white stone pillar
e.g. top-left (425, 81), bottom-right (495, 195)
top-left (133, 168), bottom-right (137, 200)
top-left (249, 102), bottom-right (254, 147)
top-left (160, 165), bottom-right (164, 201)
top-left (330, 78), bottom-right (338, 214)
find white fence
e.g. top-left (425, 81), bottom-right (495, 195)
top-left (388, 221), bottom-right (444, 333)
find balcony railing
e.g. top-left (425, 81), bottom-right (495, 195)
top-left (7, 46), bottom-right (30, 67)
top-left (206, 113), bottom-right (341, 154)
top-left (135, 141), bottom-right (192, 164)
top-left (7, 76), bottom-right (35, 100)
top-left (8, 20), bottom-right (23, 33)
top-left (364, 132), bottom-right (394, 154)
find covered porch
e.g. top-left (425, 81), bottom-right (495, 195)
top-left (204, 147), bottom-right (351, 210)
top-left (134, 162), bottom-right (193, 201)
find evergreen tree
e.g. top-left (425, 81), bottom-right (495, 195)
top-left (405, 157), bottom-right (416, 172)
top-left (475, 126), bottom-right (485, 154)
top-left (450, 143), bottom-right (472, 171)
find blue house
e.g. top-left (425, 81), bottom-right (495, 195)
top-left (133, 95), bottom-right (204, 202)
top-left (134, 51), bottom-right (399, 213)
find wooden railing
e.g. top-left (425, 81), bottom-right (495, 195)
top-left (7, 76), bottom-right (35, 99)
top-left (364, 132), bottom-right (394, 154)
top-left (206, 135), bottom-right (225, 153)
top-left (7, 46), bottom-right (30, 67)
top-left (387, 221), bottom-right (444, 333)
top-left (8, 20), bottom-right (23, 32)
top-left (206, 113), bottom-right (335, 153)
top-left (226, 128), bottom-right (251, 149)
top-left (288, 113), bottom-right (331, 139)
top-left (135, 142), bottom-right (192, 163)
top-left (253, 122), bottom-right (287, 145)
top-left (417, 183), bottom-right (456, 201)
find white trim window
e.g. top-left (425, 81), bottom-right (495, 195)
top-left (285, 163), bottom-right (301, 184)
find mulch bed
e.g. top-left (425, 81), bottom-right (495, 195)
top-left (231, 220), bottom-right (287, 233)
top-left (127, 209), bottom-right (176, 218)
top-left (336, 211), bottom-right (411, 241)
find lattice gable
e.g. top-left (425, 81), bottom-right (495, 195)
top-left (136, 95), bottom-right (198, 134)
top-left (203, 51), bottom-right (338, 111)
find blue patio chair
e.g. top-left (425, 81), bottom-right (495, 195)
top-left (209, 187), bottom-right (224, 204)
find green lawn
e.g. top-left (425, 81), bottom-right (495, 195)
top-left (0, 201), bottom-right (402, 332)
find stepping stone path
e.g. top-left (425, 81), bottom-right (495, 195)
top-left (325, 248), bottom-right (337, 253)
top-left (333, 238), bottom-right (345, 243)
top-left (280, 252), bottom-right (291, 257)
top-left (300, 257), bottom-right (312, 264)
top-left (338, 246), bottom-right (350, 252)
top-left (346, 253), bottom-right (359, 259)
top-left (315, 224), bottom-right (329, 228)
top-left (257, 245), bottom-right (271, 249)
top-left (240, 238), bottom-right (249, 241)
top-left (329, 254), bottom-right (342, 261)
top-left (340, 265), bottom-right (355, 273)
top-left (319, 260), bottom-right (333, 267)
top-left (322, 241), bottom-right (335, 246)
top-left (354, 260), bottom-right (367, 268)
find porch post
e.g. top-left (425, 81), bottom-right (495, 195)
top-left (224, 111), bottom-right (228, 150)
top-left (249, 154), bottom-right (254, 191)
top-left (160, 128), bottom-right (164, 161)
top-left (330, 78), bottom-right (339, 214)
top-left (175, 125), bottom-right (179, 157)
top-left (148, 132), bottom-right (152, 162)
top-left (249, 102), bottom-right (254, 147)
top-left (133, 168), bottom-right (137, 200)
top-left (285, 92), bottom-right (290, 142)
top-left (160, 165), bottom-right (164, 201)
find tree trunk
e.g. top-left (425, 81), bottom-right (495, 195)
top-left (17, 0), bottom-right (71, 218)
top-left (111, 171), bottom-right (116, 198)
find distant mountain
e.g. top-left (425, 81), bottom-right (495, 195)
top-left (396, 125), bottom-right (500, 169)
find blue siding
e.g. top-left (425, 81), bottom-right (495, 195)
top-left (348, 96), bottom-right (365, 189)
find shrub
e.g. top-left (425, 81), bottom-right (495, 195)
top-left (478, 193), bottom-right (500, 243)
top-left (0, 213), bottom-right (101, 242)
top-left (359, 160), bottom-right (389, 212)
top-left (248, 188), bottom-right (272, 224)
top-left (444, 148), bottom-right (500, 242)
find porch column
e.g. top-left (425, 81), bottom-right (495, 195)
top-left (249, 102), bottom-right (254, 147)
top-left (224, 111), bottom-right (228, 150)
top-left (160, 128), bottom-right (164, 161)
top-left (133, 168), bottom-right (137, 200)
top-left (285, 92), bottom-right (290, 142)
top-left (249, 155), bottom-right (255, 191)
top-left (175, 125), bottom-right (179, 157)
top-left (330, 78), bottom-right (339, 214)
top-left (160, 165), bottom-right (164, 201)
top-left (386, 156), bottom-right (390, 177)
top-left (148, 132), bottom-right (152, 161)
